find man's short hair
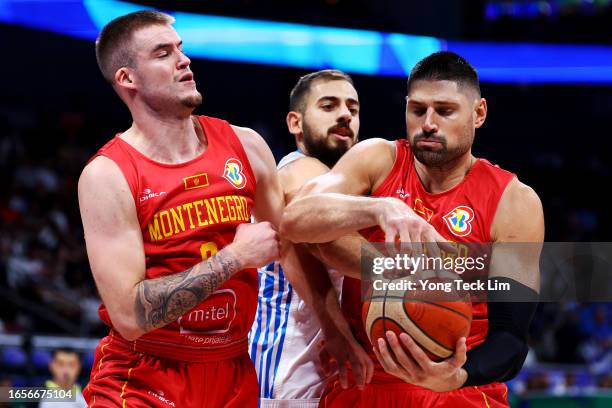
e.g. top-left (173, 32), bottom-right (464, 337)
top-left (407, 51), bottom-right (481, 97)
top-left (289, 69), bottom-right (354, 113)
top-left (52, 348), bottom-right (79, 359)
top-left (95, 10), bottom-right (175, 83)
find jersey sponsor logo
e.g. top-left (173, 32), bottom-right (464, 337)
top-left (139, 188), bottom-right (166, 203)
top-left (395, 187), bottom-right (409, 199)
top-left (223, 158), bottom-right (247, 189)
top-left (178, 289), bottom-right (237, 335)
top-left (146, 390), bottom-right (175, 407)
top-left (443, 206), bottom-right (475, 237)
top-left (183, 173), bottom-right (209, 190)
top-left (413, 198), bottom-right (434, 221)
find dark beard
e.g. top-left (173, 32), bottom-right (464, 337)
top-left (302, 123), bottom-right (352, 168)
top-left (181, 91), bottom-right (202, 109)
top-left (410, 132), bottom-right (471, 166)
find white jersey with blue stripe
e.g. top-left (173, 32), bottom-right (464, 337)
top-left (248, 151), bottom-right (343, 407)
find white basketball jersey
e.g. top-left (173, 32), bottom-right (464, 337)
top-left (248, 151), bottom-right (343, 407)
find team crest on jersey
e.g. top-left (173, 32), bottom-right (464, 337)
top-left (222, 158), bottom-right (247, 189)
top-left (443, 206), bottom-right (475, 237)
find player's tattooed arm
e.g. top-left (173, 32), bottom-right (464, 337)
top-left (133, 249), bottom-right (241, 332)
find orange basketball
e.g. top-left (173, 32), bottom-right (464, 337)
top-left (363, 277), bottom-right (472, 361)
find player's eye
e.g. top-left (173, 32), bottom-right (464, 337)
top-left (349, 108), bottom-right (359, 115)
top-left (438, 108), bottom-right (453, 116)
top-left (321, 104), bottom-right (334, 111)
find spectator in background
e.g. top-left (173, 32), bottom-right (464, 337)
top-left (39, 348), bottom-right (86, 408)
top-left (586, 304), bottom-right (612, 375)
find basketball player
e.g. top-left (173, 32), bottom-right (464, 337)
top-left (281, 52), bottom-right (543, 407)
top-left (249, 70), bottom-right (373, 408)
top-left (79, 11), bottom-right (289, 407)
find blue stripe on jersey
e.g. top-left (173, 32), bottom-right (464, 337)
top-left (259, 267), bottom-right (277, 397)
top-left (249, 264), bottom-right (276, 397)
top-left (263, 264), bottom-right (286, 397)
top-left (270, 265), bottom-right (292, 397)
top-left (248, 262), bottom-right (294, 399)
top-left (249, 263), bottom-right (274, 359)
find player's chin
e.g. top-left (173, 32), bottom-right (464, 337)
top-left (180, 91), bottom-right (203, 108)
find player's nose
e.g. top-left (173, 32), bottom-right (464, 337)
top-left (422, 108), bottom-right (438, 133)
top-left (177, 50), bottom-right (191, 69)
top-left (337, 104), bottom-right (352, 122)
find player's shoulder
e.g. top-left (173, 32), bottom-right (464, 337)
top-left (230, 124), bottom-right (268, 155)
top-left (351, 137), bottom-right (395, 155)
top-left (78, 155), bottom-right (135, 216)
top-left (493, 177), bottom-right (544, 242)
top-left (79, 155), bottom-right (124, 188)
top-left (502, 178), bottom-right (542, 211)
top-left (337, 138), bottom-right (395, 168)
top-left (229, 124), bottom-right (277, 184)
top-left (334, 138), bottom-right (397, 189)
top-left (281, 155), bottom-right (329, 175)
top-left (477, 158), bottom-right (516, 179)
top-left (279, 155), bottom-right (330, 195)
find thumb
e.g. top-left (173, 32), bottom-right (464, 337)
top-left (449, 337), bottom-right (467, 368)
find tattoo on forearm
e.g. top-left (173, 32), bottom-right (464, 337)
top-left (134, 249), bottom-right (241, 333)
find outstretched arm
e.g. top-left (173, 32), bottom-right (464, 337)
top-left (281, 139), bottom-right (453, 255)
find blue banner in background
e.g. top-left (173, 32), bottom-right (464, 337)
top-left (1, 0), bottom-right (611, 84)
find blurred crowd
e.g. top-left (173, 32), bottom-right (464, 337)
top-left (0, 105), bottom-right (104, 337)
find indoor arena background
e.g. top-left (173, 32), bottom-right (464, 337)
top-left (0, 1), bottom-right (611, 407)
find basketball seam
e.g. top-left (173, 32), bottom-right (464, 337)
top-left (401, 303), bottom-right (455, 354)
top-left (404, 298), bottom-right (471, 321)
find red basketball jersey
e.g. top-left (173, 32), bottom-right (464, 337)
top-left (346, 139), bottom-right (515, 382)
top-left (92, 115), bottom-right (257, 362)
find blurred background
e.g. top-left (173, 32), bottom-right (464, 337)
top-left (0, 1), bottom-right (611, 406)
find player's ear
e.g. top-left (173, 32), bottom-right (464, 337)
top-left (286, 111), bottom-right (302, 136)
top-left (474, 97), bottom-right (487, 129)
top-left (115, 67), bottom-right (136, 90)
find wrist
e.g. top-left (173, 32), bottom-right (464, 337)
top-left (319, 312), bottom-right (353, 339)
top-left (370, 197), bottom-right (392, 226)
top-left (221, 244), bottom-right (244, 271)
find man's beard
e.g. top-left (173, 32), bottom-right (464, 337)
top-left (410, 132), bottom-right (472, 166)
top-left (180, 91), bottom-right (202, 109)
top-left (302, 121), bottom-right (355, 168)
top-left (143, 87), bottom-right (202, 114)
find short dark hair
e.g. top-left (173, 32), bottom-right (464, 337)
top-left (407, 51), bottom-right (481, 97)
top-left (95, 10), bottom-right (174, 83)
top-left (289, 69), bottom-right (354, 113)
top-left (52, 348), bottom-right (79, 359)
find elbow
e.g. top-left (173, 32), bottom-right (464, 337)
top-left (118, 327), bottom-right (144, 342)
top-left (112, 315), bottom-right (145, 342)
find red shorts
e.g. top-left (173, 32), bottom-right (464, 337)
top-left (84, 333), bottom-right (258, 407)
top-left (320, 378), bottom-right (509, 408)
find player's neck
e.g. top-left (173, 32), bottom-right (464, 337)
top-left (414, 152), bottom-right (476, 194)
top-left (123, 111), bottom-right (205, 164)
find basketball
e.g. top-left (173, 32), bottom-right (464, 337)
top-left (363, 276), bottom-right (472, 361)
